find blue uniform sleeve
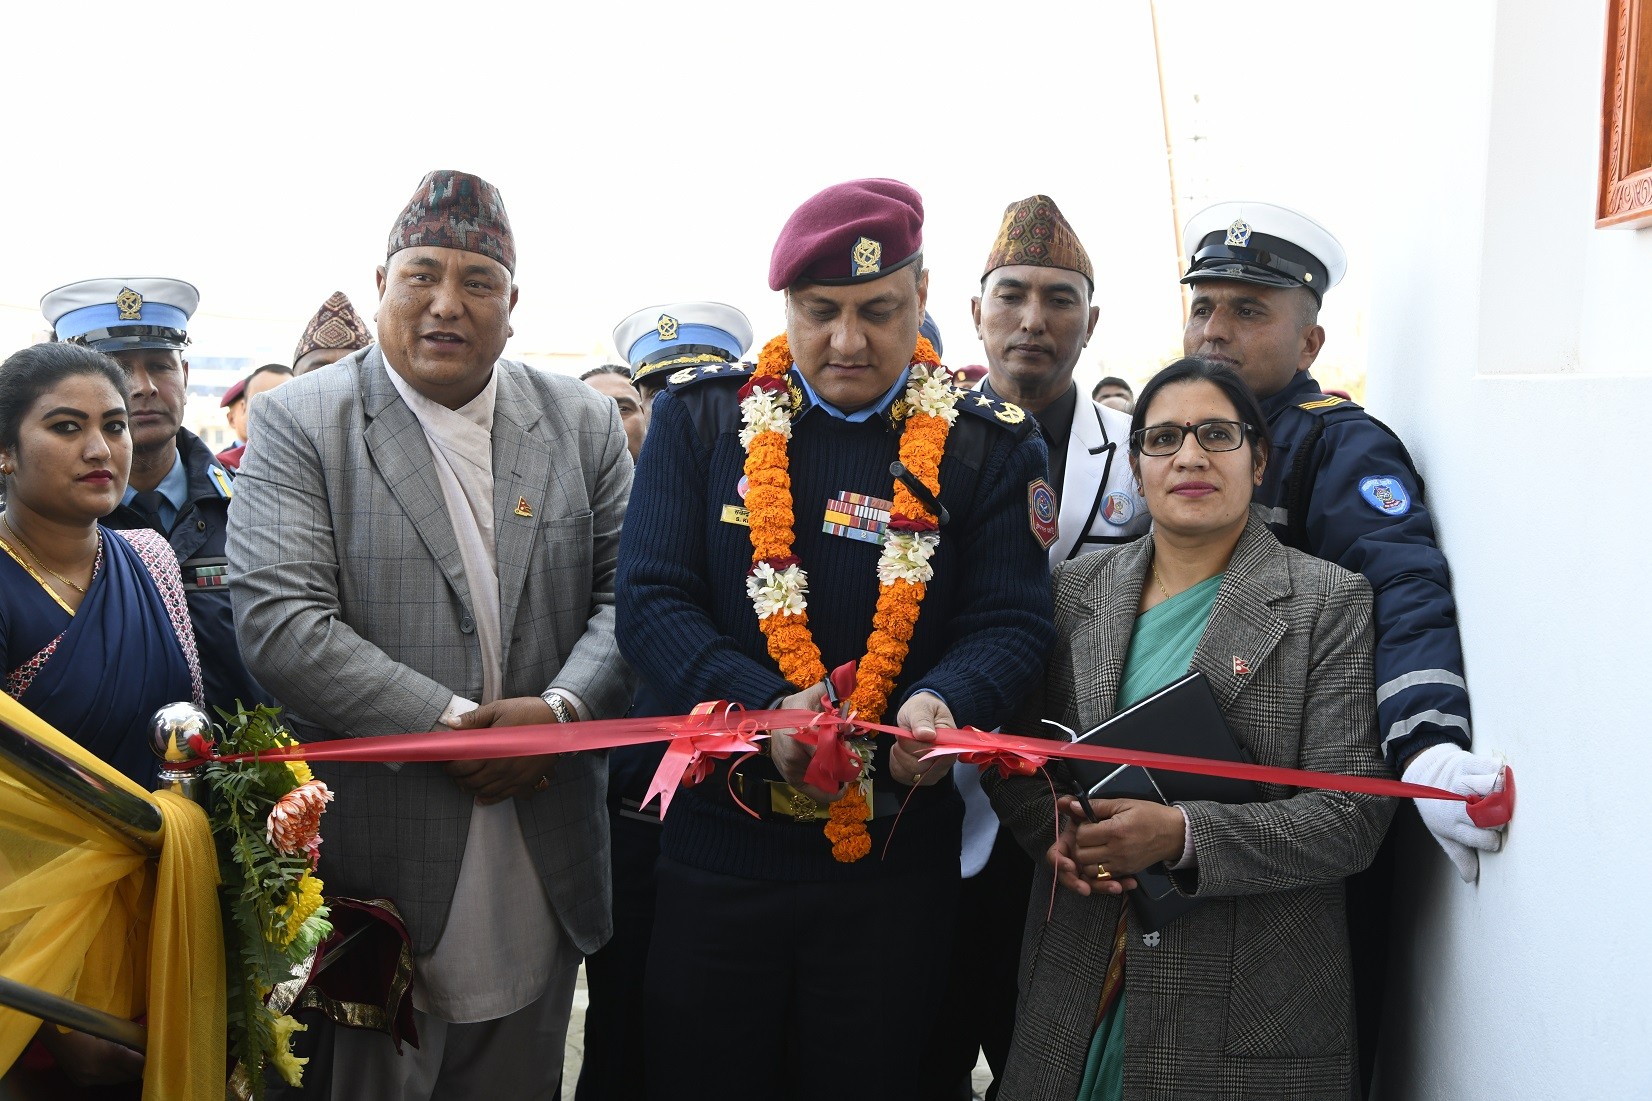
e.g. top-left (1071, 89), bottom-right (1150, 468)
top-left (615, 391), bottom-right (795, 713)
top-left (907, 431), bottom-right (1057, 730)
top-left (1301, 414), bottom-right (1471, 768)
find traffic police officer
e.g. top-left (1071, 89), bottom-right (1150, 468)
top-left (1179, 201), bottom-right (1508, 1094)
top-left (615, 179), bottom-right (1054, 1101)
top-left (576, 299), bottom-right (755, 1101)
top-left (41, 278), bottom-right (271, 717)
top-left (614, 300), bottom-right (754, 408)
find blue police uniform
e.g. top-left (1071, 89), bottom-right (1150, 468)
top-left (104, 428), bottom-right (272, 717)
top-left (615, 359), bottom-right (1054, 1101)
top-left (1255, 370), bottom-right (1470, 770)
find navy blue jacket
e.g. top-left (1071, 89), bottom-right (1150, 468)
top-left (105, 428), bottom-right (272, 718)
top-left (1256, 372), bottom-right (1469, 768)
top-left (616, 364), bottom-right (1056, 881)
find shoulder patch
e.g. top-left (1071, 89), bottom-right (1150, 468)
top-left (1357, 475), bottom-right (1411, 516)
top-left (207, 464), bottom-right (234, 499)
top-left (1028, 478), bottom-right (1059, 548)
top-left (665, 361), bottom-right (754, 392)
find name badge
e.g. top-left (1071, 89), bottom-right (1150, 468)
top-left (720, 504), bottom-right (751, 527)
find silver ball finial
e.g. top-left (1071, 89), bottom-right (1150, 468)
top-left (148, 703), bottom-right (213, 799)
top-left (149, 702), bottom-right (213, 762)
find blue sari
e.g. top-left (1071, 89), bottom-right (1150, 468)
top-left (2, 525), bottom-right (201, 788)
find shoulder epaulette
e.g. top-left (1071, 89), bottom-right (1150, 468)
top-left (1295, 394), bottom-right (1364, 416)
top-left (206, 463), bottom-right (234, 499)
top-left (664, 360), bottom-right (754, 392)
top-left (952, 387), bottom-right (1031, 432)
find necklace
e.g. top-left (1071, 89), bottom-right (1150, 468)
top-left (2, 513), bottom-right (91, 595)
top-left (1151, 559), bottom-right (1173, 604)
top-left (741, 332), bottom-right (957, 862)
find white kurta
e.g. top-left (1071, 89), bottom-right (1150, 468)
top-left (385, 366), bottom-right (567, 1024)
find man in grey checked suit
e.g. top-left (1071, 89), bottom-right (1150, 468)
top-left (228, 169), bottom-right (632, 1099)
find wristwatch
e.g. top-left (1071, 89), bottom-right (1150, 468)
top-left (541, 691), bottom-right (576, 725)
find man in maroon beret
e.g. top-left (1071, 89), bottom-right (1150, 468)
top-left (228, 169), bottom-right (633, 1099)
top-left (216, 363), bottom-right (292, 470)
top-left (615, 179), bottom-right (1056, 1100)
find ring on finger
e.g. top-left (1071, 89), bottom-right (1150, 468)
top-left (1095, 863), bottom-right (1111, 882)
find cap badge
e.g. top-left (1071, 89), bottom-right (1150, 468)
top-left (1224, 219), bottom-right (1253, 247)
top-left (852, 237), bottom-right (882, 277)
top-left (115, 287), bottom-right (144, 321)
top-left (656, 313), bottom-right (679, 341)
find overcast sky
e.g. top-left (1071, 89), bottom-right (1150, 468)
top-left (0, 1), bottom-right (1384, 388)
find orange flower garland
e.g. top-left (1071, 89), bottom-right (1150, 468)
top-left (740, 331), bottom-right (956, 861)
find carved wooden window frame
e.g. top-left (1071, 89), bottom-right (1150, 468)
top-left (1599, 0), bottom-right (1652, 228)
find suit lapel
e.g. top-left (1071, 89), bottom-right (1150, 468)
top-left (1051, 399), bottom-right (1115, 566)
top-left (491, 364), bottom-right (550, 658)
top-left (1189, 513), bottom-right (1291, 710)
top-left (360, 347), bottom-right (471, 609)
top-left (1066, 536), bottom-right (1154, 729)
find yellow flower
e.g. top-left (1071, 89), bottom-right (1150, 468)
top-left (269, 1014), bottom-right (309, 1087)
top-left (286, 759), bottom-right (314, 785)
top-left (276, 874), bottom-right (326, 947)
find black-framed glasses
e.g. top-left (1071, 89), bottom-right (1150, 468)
top-left (1130, 419), bottom-right (1254, 457)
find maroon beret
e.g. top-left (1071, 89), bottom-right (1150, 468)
top-left (220, 377), bottom-right (247, 408)
top-left (768, 179), bottom-right (924, 291)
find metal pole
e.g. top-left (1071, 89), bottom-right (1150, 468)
top-left (0, 717), bottom-right (162, 855)
top-left (1150, 0), bottom-right (1190, 322)
top-left (0, 976), bottom-right (147, 1053)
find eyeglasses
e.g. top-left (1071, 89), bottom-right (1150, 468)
top-left (1130, 419), bottom-right (1254, 457)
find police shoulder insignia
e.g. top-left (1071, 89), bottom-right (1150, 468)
top-left (852, 236), bottom-right (882, 276)
top-left (1298, 395), bottom-right (1346, 411)
top-left (667, 361), bottom-right (753, 392)
top-left (1028, 478), bottom-right (1059, 548)
top-left (657, 313), bottom-right (679, 340)
top-left (1357, 475), bottom-right (1411, 517)
top-left (668, 367), bottom-right (700, 386)
top-left (115, 286), bottom-right (144, 321)
top-left (207, 464), bottom-right (234, 499)
top-left (994, 401), bottom-right (1027, 425)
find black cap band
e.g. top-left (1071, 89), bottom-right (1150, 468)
top-left (1181, 230), bottom-right (1329, 302)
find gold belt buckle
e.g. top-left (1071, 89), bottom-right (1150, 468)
top-left (767, 779), bottom-right (875, 822)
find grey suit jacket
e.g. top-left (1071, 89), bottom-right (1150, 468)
top-left (226, 346), bottom-right (634, 956)
top-left (985, 511), bottom-right (1393, 1101)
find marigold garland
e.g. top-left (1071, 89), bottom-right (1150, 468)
top-left (740, 331), bottom-right (957, 861)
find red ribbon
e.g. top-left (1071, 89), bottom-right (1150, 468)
top-left (189, 706), bottom-right (1514, 829)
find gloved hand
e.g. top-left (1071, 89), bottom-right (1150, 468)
top-left (1403, 743), bottom-right (1507, 882)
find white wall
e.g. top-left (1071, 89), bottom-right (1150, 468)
top-left (1367, 3), bottom-right (1652, 1097)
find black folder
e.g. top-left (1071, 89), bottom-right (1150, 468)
top-left (1066, 671), bottom-right (1261, 933)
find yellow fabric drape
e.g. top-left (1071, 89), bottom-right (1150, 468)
top-left (0, 693), bottom-right (225, 1100)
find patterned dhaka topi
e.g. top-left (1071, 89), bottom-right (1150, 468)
top-left (982, 194), bottom-right (1094, 287)
top-left (386, 169), bottom-right (515, 274)
top-left (293, 291), bottom-right (373, 364)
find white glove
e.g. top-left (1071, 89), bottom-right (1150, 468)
top-left (1403, 743), bottom-right (1506, 883)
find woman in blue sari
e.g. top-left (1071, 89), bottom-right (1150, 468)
top-left (0, 342), bottom-right (204, 1093)
top-left (0, 342), bottom-right (201, 790)
top-left (985, 358), bottom-right (1393, 1100)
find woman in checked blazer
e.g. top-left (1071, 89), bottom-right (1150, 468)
top-left (985, 358), bottom-right (1394, 1101)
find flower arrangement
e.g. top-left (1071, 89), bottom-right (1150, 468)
top-left (199, 705), bottom-right (333, 1097)
top-left (740, 333), bottom-right (958, 860)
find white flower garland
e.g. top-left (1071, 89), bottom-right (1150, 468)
top-left (746, 559), bottom-right (809, 620)
top-left (740, 363), bottom-right (961, 625)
